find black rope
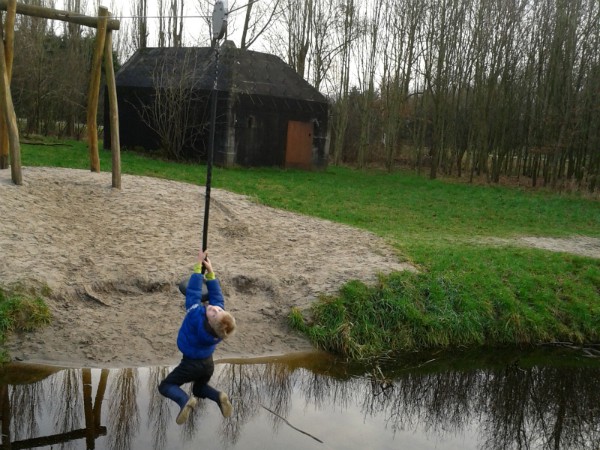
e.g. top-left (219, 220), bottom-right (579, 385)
top-left (201, 40), bottom-right (220, 273)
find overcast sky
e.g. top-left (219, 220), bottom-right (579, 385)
top-left (49, 0), bottom-right (256, 48)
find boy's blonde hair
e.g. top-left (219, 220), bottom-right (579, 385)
top-left (212, 311), bottom-right (237, 340)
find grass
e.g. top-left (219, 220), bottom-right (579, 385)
top-left (0, 284), bottom-right (52, 362)
top-left (14, 140), bottom-right (600, 360)
top-left (290, 249), bottom-right (600, 359)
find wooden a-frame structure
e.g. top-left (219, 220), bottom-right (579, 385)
top-left (0, 0), bottom-right (122, 188)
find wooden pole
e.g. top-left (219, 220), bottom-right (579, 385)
top-left (0, 10), bottom-right (19, 184)
top-left (86, 6), bottom-right (108, 173)
top-left (0, 0), bottom-right (15, 170)
top-left (0, 0), bottom-right (120, 30)
top-left (104, 19), bottom-right (121, 189)
top-left (0, 20), bottom-right (7, 171)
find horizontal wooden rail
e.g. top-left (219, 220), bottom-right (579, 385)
top-left (8, 426), bottom-right (107, 449)
top-left (0, 0), bottom-right (120, 30)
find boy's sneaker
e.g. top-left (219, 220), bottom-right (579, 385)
top-left (176, 396), bottom-right (197, 425)
top-left (218, 392), bottom-right (233, 418)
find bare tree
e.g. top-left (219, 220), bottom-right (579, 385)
top-left (138, 49), bottom-right (210, 160)
top-left (157, 0), bottom-right (166, 47)
top-left (330, 0), bottom-right (356, 165)
top-left (11, 3), bottom-right (52, 135)
top-left (282, 0), bottom-right (313, 77)
top-left (132, 0), bottom-right (148, 50)
top-left (240, 0), bottom-right (284, 49)
top-left (169, 0), bottom-right (184, 47)
top-left (355, 0), bottom-right (382, 168)
top-left (5, 0), bottom-right (599, 191)
top-left (380, 0), bottom-right (423, 170)
top-left (308, 0), bottom-right (339, 90)
top-left (58, 0), bottom-right (89, 138)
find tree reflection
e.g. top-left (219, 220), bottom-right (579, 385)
top-left (216, 355), bottom-right (600, 449)
top-left (216, 362), bottom-right (262, 445)
top-left (147, 366), bottom-right (171, 450)
top-left (261, 361), bottom-right (294, 432)
top-left (107, 368), bottom-right (140, 450)
top-left (54, 369), bottom-right (83, 437)
top-left (299, 369), bottom-right (336, 410)
top-left (2, 353), bottom-right (600, 449)
top-left (479, 365), bottom-right (600, 450)
top-left (10, 375), bottom-right (46, 440)
top-left (0, 365), bottom-right (106, 449)
top-left (181, 384), bottom-right (202, 443)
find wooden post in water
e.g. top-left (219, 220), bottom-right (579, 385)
top-left (86, 6), bottom-right (108, 173)
top-left (104, 13), bottom-right (121, 189)
top-left (0, 0), bottom-right (15, 172)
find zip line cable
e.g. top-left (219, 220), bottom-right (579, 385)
top-left (83, 1), bottom-right (257, 20)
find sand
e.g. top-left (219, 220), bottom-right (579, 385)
top-left (0, 167), bottom-right (412, 368)
top-left (1, 167), bottom-right (598, 369)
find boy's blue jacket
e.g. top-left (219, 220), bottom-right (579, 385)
top-left (177, 272), bottom-right (224, 359)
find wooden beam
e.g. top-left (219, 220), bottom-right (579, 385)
top-left (0, 2), bottom-right (19, 185)
top-left (7, 426), bottom-right (107, 449)
top-left (3, 0), bottom-right (13, 79)
top-left (0, 0), bottom-right (120, 30)
top-left (104, 23), bottom-right (121, 188)
top-left (0, 0), bottom-right (15, 170)
top-left (86, 6), bottom-right (108, 173)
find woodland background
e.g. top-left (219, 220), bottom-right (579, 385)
top-left (7, 0), bottom-right (600, 191)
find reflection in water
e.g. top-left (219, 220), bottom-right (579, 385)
top-left (147, 366), bottom-right (170, 450)
top-left (1, 365), bottom-right (107, 449)
top-left (59, 369), bottom-right (83, 443)
top-left (108, 369), bottom-right (140, 450)
top-left (0, 351), bottom-right (599, 449)
top-left (12, 376), bottom-right (44, 441)
top-left (480, 365), bottom-right (600, 450)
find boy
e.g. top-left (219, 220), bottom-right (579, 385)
top-left (158, 249), bottom-right (237, 425)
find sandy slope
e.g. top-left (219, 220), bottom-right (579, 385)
top-left (0, 167), bottom-right (412, 367)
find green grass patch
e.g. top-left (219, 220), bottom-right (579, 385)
top-left (18, 139), bottom-right (600, 360)
top-left (0, 285), bottom-right (52, 362)
top-left (292, 246), bottom-right (600, 359)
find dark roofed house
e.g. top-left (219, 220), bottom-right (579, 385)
top-left (104, 44), bottom-right (329, 169)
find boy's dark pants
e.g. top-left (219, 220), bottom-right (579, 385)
top-left (158, 356), bottom-right (221, 408)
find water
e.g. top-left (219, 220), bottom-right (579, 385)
top-left (1, 348), bottom-right (599, 450)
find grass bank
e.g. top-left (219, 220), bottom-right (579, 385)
top-left (0, 285), bottom-right (52, 362)
top-left (16, 141), bottom-right (600, 359)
